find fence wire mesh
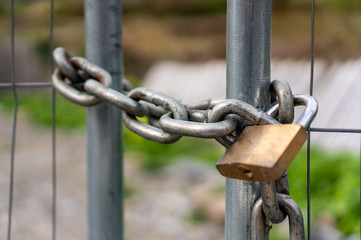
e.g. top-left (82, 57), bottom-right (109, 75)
top-left (5, 0), bottom-right (56, 239)
top-left (1, 0), bottom-right (360, 239)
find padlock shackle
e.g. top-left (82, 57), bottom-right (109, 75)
top-left (267, 94), bottom-right (318, 130)
top-left (294, 95), bottom-right (318, 129)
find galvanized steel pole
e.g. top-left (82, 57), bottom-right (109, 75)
top-left (226, 0), bottom-right (271, 239)
top-left (85, 1), bottom-right (123, 240)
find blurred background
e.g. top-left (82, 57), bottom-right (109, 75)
top-left (0, 0), bottom-right (360, 239)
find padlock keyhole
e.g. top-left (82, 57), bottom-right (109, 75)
top-left (238, 165), bottom-right (254, 179)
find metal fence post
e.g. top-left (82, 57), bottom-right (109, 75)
top-left (226, 0), bottom-right (271, 239)
top-left (85, 1), bottom-right (123, 240)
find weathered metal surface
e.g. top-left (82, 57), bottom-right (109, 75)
top-left (52, 57), bottom-right (112, 106)
top-left (159, 112), bottom-right (238, 138)
top-left (275, 171), bottom-right (290, 195)
top-left (267, 94), bottom-right (318, 130)
top-left (279, 194), bottom-right (305, 240)
top-left (209, 99), bottom-right (279, 147)
top-left (123, 87), bottom-right (187, 144)
top-left (251, 198), bottom-right (268, 240)
top-left (85, 0), bottom-right (123, 239)
top-left (216, 95), bottom-right (317, 181)
top-left (259, 181), bottom-right (286, 224)
top-left (84, 79), bottom-right (148, 116)
top-left (53, 47), bottom-right (83, 83)
top-left (251, 194), bottom-right (305, 240)
top-left (216, 124), bottom-right (308, 181)
top-left (225, 0), bottom-right (272, 239)
top-left (270, 79), bottom-right (294, 124)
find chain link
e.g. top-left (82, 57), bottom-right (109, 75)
top-left (252, 193), bottom-right (305, 240)
top-left (159, 112), bottom-right (239, 138)
top-left (53, 47), bottom-right (84, 83)
top-left (84, 79), bottom-right (148, 116)
top-left (276, 171), bottom-right (290, 195)
top-left (52, 57), bottom-right (112, 106)
top-left (260, 181), bottom-right (286, 224)
top-left (270, 78), bottom-right (294, 124)
top-left (123, 87), bottom-right (188, 144)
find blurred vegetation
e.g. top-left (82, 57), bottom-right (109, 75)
top-left (0, 0), bottom-right (361, 79)
top-left (271, 147), bottom-right (360, 238)
top-left (0, 90), bottom-right (86, 129)
top-left (123, 183), bottom-right (138, 199)
top-left (0, 0), bottom-right (359, 237)
top-left (188, 206), bottom-right (208, 225)
top-left (0, 91), bottom-right (358, 237)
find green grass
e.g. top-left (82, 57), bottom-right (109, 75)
top-left (289, 147), bottom-right (360, 235)
top-left (0, 90), bottom-right (86, 130)
top-left (270, 147), bottom-right (360, 238)
top-left (188, 206), bottom-right (208, 225)
top-left (123, 183), bottom-right (137, 199)
top-left (124, 129), bottom-right (223, 171)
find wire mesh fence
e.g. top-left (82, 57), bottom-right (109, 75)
top-left (0, 0), bottom-right (360, 240)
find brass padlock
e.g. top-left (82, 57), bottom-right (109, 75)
top-left (216, 94), bottom-right (318, 181)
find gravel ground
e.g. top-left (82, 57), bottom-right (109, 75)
top-left (0, 109), bottom-right (225, 240)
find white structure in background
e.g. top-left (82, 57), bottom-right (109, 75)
top-left (145, 59), bottom-right (361, 151)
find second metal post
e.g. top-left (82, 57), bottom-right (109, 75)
top-left (85, 0), bottom-right (123, 239)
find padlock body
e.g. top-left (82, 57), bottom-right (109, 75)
top-left (216, 124), bottom-right (307, 181)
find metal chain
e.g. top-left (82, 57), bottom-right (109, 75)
top-left (53, 48), bottom-right (307, 239)
top-left (52, 47), bottom-right (298, 146)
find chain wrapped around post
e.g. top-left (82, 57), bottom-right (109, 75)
top-left (208, 99), bottom-right (280, 147)
top-left (52, 47), bottom-right (316, 239)
top-left (52, 47), bottom-right (289, 144)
